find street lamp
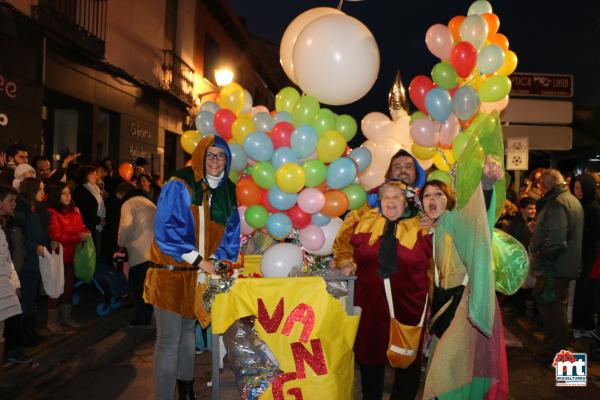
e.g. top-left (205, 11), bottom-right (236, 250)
top-left (214, 67), bottom-right (234, 87)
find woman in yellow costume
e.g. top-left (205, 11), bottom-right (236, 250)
top-left (144, 135), bottom-right (240, 400)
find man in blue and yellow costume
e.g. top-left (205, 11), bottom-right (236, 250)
top-left (144, 135), bottom-right (240, 400)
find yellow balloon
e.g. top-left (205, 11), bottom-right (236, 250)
top-left (442, 148), bottom-right (455, 165)
top-left (181, 130), bottom-right (201, 154)
top-left (217, 82), bottom-right (246, 115)
top-left (231, 113), bottom-right (255, 144)
top-left (462, 71), bottom-right (485, 90)
top-left (275, 163), bottom-right (305, 193)
top-left (411, 143), bottom-right (436, 160)
top-left (433, 152), bottom-right (451, 172)
top-left (316, 130), bottom-right (346, 164)
top-left (496, 50), bottom-right (518, 77)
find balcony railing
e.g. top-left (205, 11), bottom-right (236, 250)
top-left (160, 49), bottom-right (194, 106)
top-left (32, 0), bottom-right (107, 57)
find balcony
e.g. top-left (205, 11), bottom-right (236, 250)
top-left (160, 49), bottom-right (194, 106)
top-left (31, 0), bottom-right (107, 57)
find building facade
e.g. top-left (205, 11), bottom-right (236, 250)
top-left (0, 0), bottom-right (283, 178)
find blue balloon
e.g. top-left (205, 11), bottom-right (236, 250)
top-left (252, 112), bottom-right (274, 133)
top-left (452, 86), bottom-right (480, 121)
top-left (274, 111), bottom-right (293, 124)
top-left (272, 147), bottom-right (299, 170)
top-left (228, 143), bottom-right (248, 172)
top-left (200, 101), bottom-right (220, 113)
top-left (425, 88), bottom-right (453, 122)
top-left (268, 186), bottom-right (298, 211)
top-left (477, 44), bottom-right (505, 74)
top-left (243, 132), bottom-right (274, 162)
top-left (266, 213), bottom-right (292, 239)
top-left (326, 157), bottom-right (357, 189)
top-left (348, 147), bottom-right (372, 173)
top-left (195, 111), bottom-right (216, 135)
top-left (291, 124), bottom-right (318, 158)
top-left (311, 212), bottom-right (331, 227)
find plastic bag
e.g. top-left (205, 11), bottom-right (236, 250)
top-left (39, 244), bottom-right (64, 299)
top-left (74, 236), bottom-right (96, 283)
top-left (492, 228), bottom-right (529, 295)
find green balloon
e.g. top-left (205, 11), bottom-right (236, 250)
top-left (410, 111), bottom-right (427, 124)
top-left (275, 86), bottom-right (300, 113)
top-left (427, 170), bottom-right (452, 187)
top-left (229, 169), bottom-right (241, 183)
top-left (336, 114), bottom-right (358, 142)
top-left (492, 228), bottom-right (529, 296)
top-left (302, 159), bottom-right (327, 187)
top-left (312, 108), bottom-right (336, 137)
top-left (292, 95), bottom-right (320, 126)
top-left (431, 62), bottom-right (459, 90)
top-left (251, 161), bottom-right (275, 189)
top-left (342, 183), bottom-right (367, 210)
top-left (245, 205), bottom-right (269, 229)
top-left (478, 75), bottom-right (512, 102)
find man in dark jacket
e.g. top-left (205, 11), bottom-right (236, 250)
top-left (531, 169), bottom-right (584, 355)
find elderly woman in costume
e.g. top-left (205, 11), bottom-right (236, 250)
top-left (144, 135), bottom-right (240, 400)
top-left (421, 157), bottom-right (509, 400)
top-left (333, 180), bottom-right (432, 400)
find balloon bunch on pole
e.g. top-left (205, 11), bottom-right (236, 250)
top-left (184, 81), bottom-right (371, 257)
top-left (408, 0), bottom-right (517, 175)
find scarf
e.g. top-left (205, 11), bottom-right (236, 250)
top-left (378, 218), bottom-right (400, 279)
top-left (83, 182), bottom-right (106, 230)
top-left (206, 171), bottom-right (225, 189)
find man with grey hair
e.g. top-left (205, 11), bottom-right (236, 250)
top-left (531, 168), bottom-right (584, 357)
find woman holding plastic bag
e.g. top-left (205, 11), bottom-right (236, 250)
top-left (420, 156), bottom-right (514, 400)
top-left (333, 180), bottom-right (432, 400)
top-left (47, 183), bottom-right (91, 333)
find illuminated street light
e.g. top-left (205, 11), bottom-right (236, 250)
top-left (214, 67), bottom-right (234, 87)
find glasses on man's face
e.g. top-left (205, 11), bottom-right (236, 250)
top-left (206, 152), bottom-right (227, 161)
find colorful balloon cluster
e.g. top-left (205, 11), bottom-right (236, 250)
top-left (408, 0), bottom-right (517, 173)
top-left (279, 7), bottom-right (380, 106)
top-left (189, 82), bottom-right (371, 254)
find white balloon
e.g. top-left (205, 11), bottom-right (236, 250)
top-left (292, 14), bottom-right (380, 106)
top-left (361, 112), bottom-right (393, 141)
top-left (261, 243), bottom-right (304, 277)
top-left (242, 89), bottom-right (253, 114)
top-left (310, 217), bottom-right (343, 256)
top-left (280, 7), bottom-right (344, 83)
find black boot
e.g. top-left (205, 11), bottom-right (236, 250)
top-left (176, 379), bottom-right (196, 400)
top-left (22, 314), bottom-right (41, 346)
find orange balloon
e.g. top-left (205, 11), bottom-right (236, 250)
top-left (314, 180), bottom-right (328, 193)
top-left (118, 162), bottom-right (134, 181)
top-left (482, 13), bottom-right (500, 38)
top-left (321, 190), bottom-right (348, 218)
top-left (236, 177), bottom-right (261, 207)
top-left (185, 159), bottom-right (192, 167)
top-left (448, 15), bottom-right (465, 42)
top-left (488, 33), bottom-right (509, 52)
top-left (460, 115), bottom-right (476, 129)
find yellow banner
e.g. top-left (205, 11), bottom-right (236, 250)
top-left (212, 277), bottom-right (360, 400)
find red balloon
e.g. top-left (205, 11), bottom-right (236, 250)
top-left (286, 205), bottom-right (311, 229)
top-left (236, 177), bottom-right (261, 207)
top-left (343, 145), bottom-right (351, 157)
top-left (408, 75), bottom-right (435, 114)
top-left (213, 109), bottom-right (236, 141)
top-left (260, 189), bottom-right (278, 214)
top-left (270, 121), bottom-right (294, 149)
top-left (450, 41), bottom-right (477, 79)
top-left (118, 162), bottom-right (134, 181)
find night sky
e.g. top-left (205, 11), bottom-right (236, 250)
top-left (228, 0), bottom-right (600, 121)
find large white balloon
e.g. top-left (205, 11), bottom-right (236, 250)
top-left (310, 217), bottom-right (343, 256)
top-left (361, 112), bottom-right (393, 141)
top-left (260, 243), bottom-right (304, 277)
top-left (279, 7), bottom-right (343, 84)
top-left (292, 14), bottom-right (380, 105)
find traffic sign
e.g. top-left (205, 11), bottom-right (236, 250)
top-left (510, 73), bottom-right (573, 98)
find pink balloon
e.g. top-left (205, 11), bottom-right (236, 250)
top-left (425, 24), bottom-right (454, 60)
top-left (271, 121), bottom-right (294, 149)
top-left (480, 96), bottom-right (509, 114)
top-left (297, 188), bottom-right (325, 214)
top-left (238, 206), bottom-right (255, 235)
top-left (439, 114), bottom-right (460, 146)
top-left (250, 105), bottom-right (270, 116)
top-left (361, 112), bottom-right (393, 141)
top-left (299, 225), bottom-right (325, 251)
top-left (410, 118), bottom-right (440, 148)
